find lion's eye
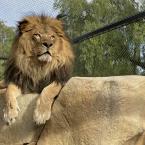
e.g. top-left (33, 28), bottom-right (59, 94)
top-left (33, 34), bottom-right (41, 41)
top-left (50, 35), bottom-right (55, 41)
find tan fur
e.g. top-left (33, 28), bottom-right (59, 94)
top-left (3, 15), bottom-right (74, 125)
top-left (8, 15), bottom-right (74, 87)
top-left (3, 83), bottom-right (21, 124)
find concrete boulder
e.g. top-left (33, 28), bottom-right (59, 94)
top-left (0, 76), bottom-right (145, 145)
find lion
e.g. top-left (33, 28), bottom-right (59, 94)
top-left (3, 14), bottom-right (74, 125)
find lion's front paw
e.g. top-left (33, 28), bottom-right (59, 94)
top-left (33, 99), bottom-right (51, 125)
top-left (3, 103), bottom-right (20, 125)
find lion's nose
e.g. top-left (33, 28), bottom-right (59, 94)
top-left (42, 42), bottom-right (53, 49)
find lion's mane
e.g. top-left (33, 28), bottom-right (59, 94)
top-left (4, 15), bottom-right (74, 93)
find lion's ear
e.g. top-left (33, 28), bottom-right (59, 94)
top-left (18, 19), bottom-right (32, 33)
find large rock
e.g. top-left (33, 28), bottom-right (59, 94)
top-left (38, 76), bottom-right (145, 145)
top-left (1, 76), bottom-right (145, 145)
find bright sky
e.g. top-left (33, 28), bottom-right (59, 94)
top-left (0, 0), bottom-right (142, 27)
top-left (0, 0), bottom-right (58, 27)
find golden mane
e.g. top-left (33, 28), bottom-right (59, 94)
top-left (4, 15), bottom-right (74, 93)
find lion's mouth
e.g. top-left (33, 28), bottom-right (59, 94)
top-left (37, 51), bottom-right (52, 62)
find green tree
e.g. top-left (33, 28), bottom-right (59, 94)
top-left (0, 21), bottom-right (15, 54)
top-left (0, 21), bottom-right (15, 79)
top-left (54, 0), bottom-right (145, 76)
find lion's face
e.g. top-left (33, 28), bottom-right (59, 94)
top-left (5, 15), bottom-right (74, 91)
top-left (27, 26), bottom-right (56, 62)
top-left (15, 15), bottom-right (69, 63)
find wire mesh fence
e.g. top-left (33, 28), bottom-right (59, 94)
top-left (72, 21), bottom-right (145, 76)
top-left (0, 2), bottom-right (145, 78)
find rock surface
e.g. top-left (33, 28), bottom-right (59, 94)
top-left (1, 76), bottom-right (145, 145)
top-left (0, 94), bottom-right (43, 145)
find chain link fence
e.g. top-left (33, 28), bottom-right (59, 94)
top-left (0, 11), bottom-right (145, 78)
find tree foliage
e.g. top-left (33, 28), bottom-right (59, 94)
top-left (0, 21), bottom-right (15, 79)
top-left (54, 0), bottom-right (145, 76)
top-left (0, 21), bottom-right (15, 54)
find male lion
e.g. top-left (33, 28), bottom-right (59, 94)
top-left (3, 14), bottom-right (74, 125)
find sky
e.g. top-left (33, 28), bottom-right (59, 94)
top-left (0, 0), bottom-right (58, 26)
top-left (0, 0), bottom-right (142, 27)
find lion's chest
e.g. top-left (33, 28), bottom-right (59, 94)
top-left (5, 61), bottom-right (53, 93)
top-left (21, 68), bottom-right (53, 93)
top-left (22, 76), bottom-right (51, 93)
top-left (5, 58), bottom-right (68, 93)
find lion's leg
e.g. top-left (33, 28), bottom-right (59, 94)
top-left (3, 83), bottom-right (21, 125)
top-left (33, 82), bottom-right (62, 125)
